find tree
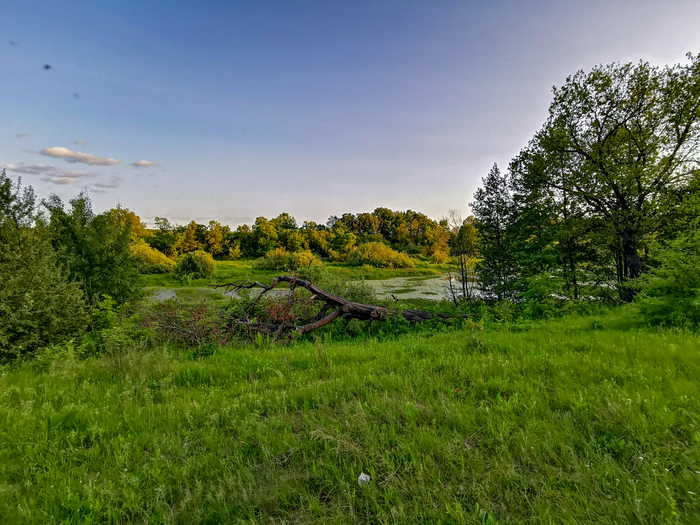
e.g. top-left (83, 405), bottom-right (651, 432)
top-left (471, 164), bottom-right (519, 300)
top-left (270, 212), bottom-right (298, 231)
top-left (46, 192), bottom-right (143, 305)
top-left (533, 54), bottom-right (700, 300)
top-left (105, 207), bottom-right (147, 241)
top-left (448, 215), bottom-right (480, 302)
top-left (0, 171), bottom-right (88, 358)
top-left (174, 221), bottom-right (204, 254)
top-left (147, 217), bottom-right (178, 257)
top-left (206, 220), bottom-right (230, 256)
top-left (252, 217), bottom-right (278, 256)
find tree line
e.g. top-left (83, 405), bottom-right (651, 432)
top-left (144, 208), bottom-right (452, 263)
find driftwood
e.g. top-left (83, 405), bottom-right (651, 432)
top-left (210, 275), bottom-right (468, 342)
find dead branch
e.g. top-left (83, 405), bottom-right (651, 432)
top-left (206, 275), bottom-right (468, 343)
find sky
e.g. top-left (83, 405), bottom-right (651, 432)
top-left (3, 0), bottom-right (700, 228)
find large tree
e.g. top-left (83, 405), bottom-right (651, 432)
top-left (532, 54), bottom-right (700, 300)
top-left (471, 164), bottom-right (519, 300)
top-left (45, 192), bottom-right (143, 305)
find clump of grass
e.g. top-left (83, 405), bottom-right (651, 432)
top-left (1, 312), bottom-right (699, 523)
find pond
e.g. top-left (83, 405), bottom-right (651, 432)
top-left (146, 274), bottom-right (458, 302)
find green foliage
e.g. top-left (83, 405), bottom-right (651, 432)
top-left (520, 272), bottom-right (566, 319)
top-left (1, 313), bottom-right (699, 522)
top-left (524, 54), bottom-right (700, 300)
top-left (347, 241), bottom-right (415, 268)
top-left (81, 297), bottom-right (153, 359)
top-left (46, 193), bottom-right (143, 305)
top-left (174, 250), bottom-right (216, 280)
top-left (131, 239), bottom-right (175, 274)
top-left (636, 225), bottom-right (700, 327)
top-left (431, 249), bottom-right (449, 264)
top-left (252, 247), bottom-right (321, 271)
top-left (471, 164), bottom-right (520, 300)
top-left (174, 220), bottom-right (206, 254)
top-left (0, 171), bottom-right (89, 359)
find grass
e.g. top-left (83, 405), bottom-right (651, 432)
top-left (1, 311), bottom-right (699, 523)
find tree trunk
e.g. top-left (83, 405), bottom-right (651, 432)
top-left (620, 229), bottom-right (642, 302)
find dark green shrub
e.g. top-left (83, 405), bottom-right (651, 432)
top-left (174, 250), bottom-right (216, 280)
top-left (0, 171), bottom-right (89, 359)
top-left (636, 225), bottom-right (700, 327)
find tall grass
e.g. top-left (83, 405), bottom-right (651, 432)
top-left (1, 312), bottom-right (699, 523)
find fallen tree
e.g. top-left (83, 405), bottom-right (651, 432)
top-left (208, 275), bottom-right (469, 343)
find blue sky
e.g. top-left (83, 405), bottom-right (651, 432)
top-left (3, 0), bottom-right (700, 227)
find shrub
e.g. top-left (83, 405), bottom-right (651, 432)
top-left (347, 242), bottom-right (415, 269)
top-left (253, 248), bottom-right (322, 271)
top-left (328, 248), bottom-right (348, 262)
top-left (431, 250), bottom-right (449, 264)
top-left (636, 225), bottom-right (700, 327)
top-left (174, 250), bottom-right (216, 280)
top-left (225, 244), bottom-right (242, 260)
top-left (253, 247), bottom-right (293, 270)
top-left (131, 240), bottom-right (175, 273)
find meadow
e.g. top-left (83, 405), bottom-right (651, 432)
top-left (1, 308), bottom-right (698, 524)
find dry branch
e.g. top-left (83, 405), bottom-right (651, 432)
top-left (208, 275), bottom-right (468, 342)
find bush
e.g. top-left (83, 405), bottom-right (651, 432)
top-left (253, 247), bottom-right (293, 270)
top-left (431, 250), bottom-right (449, 264)
top-left (636, 225), bottom-right (700, 327)
top-left (174, 250), bottom-right (216, 280)
top-left (131, 240), bottom-right (175, 274)
top-left (347, 242), bottom-right (415, 269)
top-left (253, 248), bottom-right (322, 271)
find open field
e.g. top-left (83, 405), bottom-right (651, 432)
top-left (1, 310), bottom-right (699, 523)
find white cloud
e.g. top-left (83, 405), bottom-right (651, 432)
top-left (4, 163), bottom-right (96, 185)
top-left (75, 139), bottom-right (87, 145)
top-left (49, 176), bottom-right (85, 185)
top-left (5, 163), bottom-right (56, 175)
top-left (131, 160), bottom-right (158, 167)
top-left (40, 146), bottom-right (121, 166)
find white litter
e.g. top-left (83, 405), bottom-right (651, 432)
top-left (358, 472), bottom-right (371, 486)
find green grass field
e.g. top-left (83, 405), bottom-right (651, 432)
top-left (1, 309), bottom-right (699, 523)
